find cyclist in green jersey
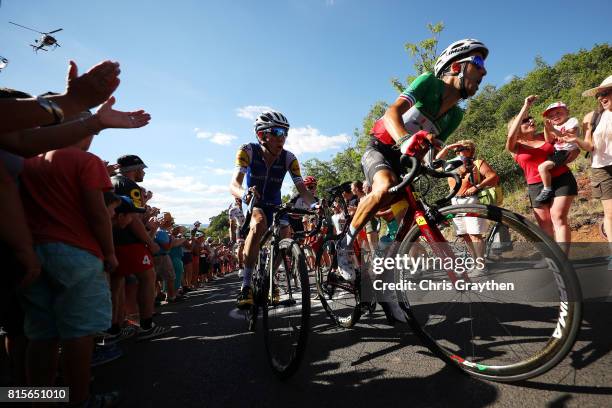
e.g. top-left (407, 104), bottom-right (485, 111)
top-left (337, 39), bottom-right (489, 321)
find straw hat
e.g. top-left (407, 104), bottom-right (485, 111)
top-left (582, 75), bottom-right (612, 97)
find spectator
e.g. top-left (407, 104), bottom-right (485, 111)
top-left (112, 155), bottom-right (170, 339)
top-left (18, 117), bottom-right (114, 405)
top-left (153, 213), bottom-right (180, 302)
top-left (536, 102), bottom-right (580, 203)
top-left (170, 226), bottom-right (188, 295)
top-left (0, 60), bottom-right (120, 133)
top-left (573, 75), bottom-right (612, 267)
top-left (437, 139), bottom-right (499, 269)
top-left (506, 95), bottom-right (577, 252)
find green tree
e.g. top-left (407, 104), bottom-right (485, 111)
top-left (391, 22), bottom-right (444, 93)
top-left (204, 209), bottom-right (229, 240)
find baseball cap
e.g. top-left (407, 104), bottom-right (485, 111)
top-left (115, 196), bottom-right (146, 214)
top-left (117, 154), bottom-right (148, 172)
top-left (542, 102), bottom-right (568, 117)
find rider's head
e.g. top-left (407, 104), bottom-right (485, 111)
top-left (254, 111), bottom-right (290, 156)
top-left (434, 39), bottom-right (488, 99)
top-left (303, 176), bottom-right (318, 193)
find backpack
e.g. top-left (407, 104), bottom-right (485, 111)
top-left (585, 110), bottom-right (602, 159)
top-left (474, 159), bottom-right (503, 206)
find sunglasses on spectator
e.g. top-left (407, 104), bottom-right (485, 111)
top-left (456, 55), bottom-right (486, 70)
top-left (261, 127), bottom-right (289, 138)
top-left (522, 117), bottom-right (535, 124)
top-left (306, 185), bottom-right (317, 190)
top-left (596, 89), bottom-right (611, 99)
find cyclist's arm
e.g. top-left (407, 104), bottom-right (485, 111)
top-left (229, 170), bottom-right (246, 200)
top-left (382, 97), bottom-right (413, 143)
top-left (230, 144), bottom-right (253, 200)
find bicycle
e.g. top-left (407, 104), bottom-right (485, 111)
top-left (239, 198), bottom-right (321, 379)
top-left (315, 146), bottom-right (582, 382)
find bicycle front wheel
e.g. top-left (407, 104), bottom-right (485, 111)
top-left (262, 238), bottom-right (311, 379)
top-left (315, 239), bottom-right (361, 328)
top-left (394, 204), bottom-right (582, 382)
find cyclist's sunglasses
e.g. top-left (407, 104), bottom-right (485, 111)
top-left (456, 55), bottom-right (486, 70)
top-left (261, 127), bottom-right (289, 138)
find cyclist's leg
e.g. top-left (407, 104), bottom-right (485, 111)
top-left (237, 208), bottom-right (268, 308)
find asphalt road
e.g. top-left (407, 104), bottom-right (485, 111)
top-left (93, 271), bottom-right (611, 408)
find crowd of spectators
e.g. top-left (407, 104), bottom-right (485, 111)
top-left (0, 60), bottom-right (238, 407)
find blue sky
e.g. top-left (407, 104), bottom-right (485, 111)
top-left (2, 0), bottom-right (610, 223)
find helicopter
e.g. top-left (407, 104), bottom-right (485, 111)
top-left (9, 21), bottom-right (63, 52)
top-left (0, 56), bottom-right (8, 72)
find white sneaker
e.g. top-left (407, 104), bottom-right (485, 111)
top-left (238, 269), bottom-right (244, 278)
top-left (336, 242), bottom-right (356, 281)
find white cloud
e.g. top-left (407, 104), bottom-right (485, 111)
top-left (236, 105), bottom-right (275, 120)
top-left (194, 128), bottom-right (238, 145)
top-left (284, 126), bottom-right (350, 155)
top-left (141, 172), bottom-right (234, 224)
top-left (504, 74), bottom-right (516, 83)
top-left (142, 172), bottom-right (228, 195)
top-left (204, 166), bottom-right (234, 176)
top-left (161, 163), bottom-right (176, 169)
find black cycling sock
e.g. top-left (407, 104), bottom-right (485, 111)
top-left (141, 318), bottom-right (153, 330)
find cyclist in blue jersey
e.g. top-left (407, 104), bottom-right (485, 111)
top-left (230, 111), bottom-right (316, 308)
top-left (339, 39), bottom-right (489, 322)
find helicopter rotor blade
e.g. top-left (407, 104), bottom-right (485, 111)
top-left (48, 28), bottom-right (63, 34)
top-left (9, 21), bottom-right (44, 34)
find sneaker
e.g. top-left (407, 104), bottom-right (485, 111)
top-left (137, 323), bottom-right (172, 341)
top-left (236, 286), bottom-right (254, 310)
top-left (97, 325), bottom-right (137, 346)
top-left (468, 265), bottom-right (489, 279)
top-left (91, 344), bottom-right (123, 367)
top-left (238, 269), bottom-right (244, 278)
top-left (535, 188), bottom-right (554, 203)
top-left (336, 241), bottom-right (356, 281)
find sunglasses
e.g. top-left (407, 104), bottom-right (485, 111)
top-left (456, 55), bottom-right (486, 70)
top-left (522, 117), bottom-right (535, 124)
top-left (596, 89), bottom-right (611, 99)
top-left (261, 127), bottom-right (289, 138)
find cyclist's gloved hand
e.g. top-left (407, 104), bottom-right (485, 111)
top-left (398, 130), bottom-right (432, 159)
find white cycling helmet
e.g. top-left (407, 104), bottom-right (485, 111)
top-left (434, 39), bottom-right (489, 78)
top-left (254, 111), bottom-right (290, 133)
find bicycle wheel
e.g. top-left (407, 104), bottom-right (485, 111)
top-left (246, 249), bottom-right (269, 332)
top-left (262, 238), bottom-right (311, 379)
top-left (393, 204), bottom-right (582, 382)
top-left (315, 239), bottom-right (361, 328)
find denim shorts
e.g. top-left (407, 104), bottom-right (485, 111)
top-left (20, 243), bottom-right (111, 340)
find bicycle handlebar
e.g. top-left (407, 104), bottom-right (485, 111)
top-left (388, 154), bottom-right (463, 206)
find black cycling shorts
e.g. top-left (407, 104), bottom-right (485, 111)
top-left (361, 137), bottom-right (402, 185)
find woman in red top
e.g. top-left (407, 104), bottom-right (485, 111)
top-left (506, 95), bottom-right (577, 251)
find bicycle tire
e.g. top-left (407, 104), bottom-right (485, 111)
top-left (315, 239), bottom-right (362, 328)
top-left (394, 204), bottom-right (582, 382)
top-left (262, 238), bottom-right (311, 379)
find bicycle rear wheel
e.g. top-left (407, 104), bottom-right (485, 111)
top-left (394, 204), bottom-right (582, 382)
top-left (315, 239), bottom-right (362, 328)
top-left (262, 238), bottom-right (311, 379)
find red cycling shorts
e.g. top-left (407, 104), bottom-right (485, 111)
top-left (115, 243), bottom-right (154, 276)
